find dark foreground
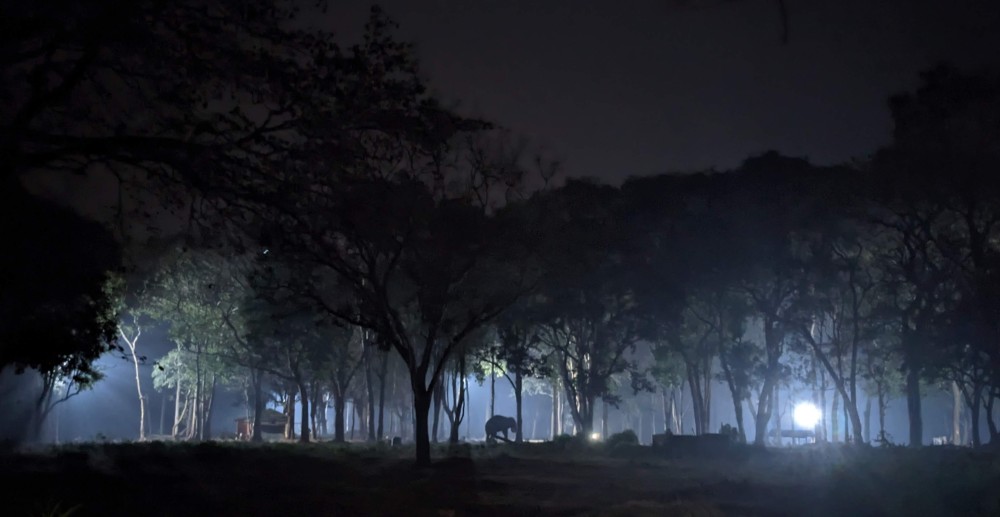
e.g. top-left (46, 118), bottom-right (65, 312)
top-left (3, 440), bottom-right (999, 516)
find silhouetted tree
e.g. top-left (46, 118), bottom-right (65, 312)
top-left (0, 181), bottom-right (122, 442)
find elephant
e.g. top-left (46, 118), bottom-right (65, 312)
top-left (485, 415), bottom-right (517, 444)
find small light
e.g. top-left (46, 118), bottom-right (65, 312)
top-left (590, 432), bottom-right (600, 441)
top-left (262, 248), bottom-right (269, 255)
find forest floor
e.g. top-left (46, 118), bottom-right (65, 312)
top-left (3, 439), bottom-right (999, 516)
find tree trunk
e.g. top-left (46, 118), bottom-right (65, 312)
top-left (720, 356), bottom-right (746, 442)
top-left (514, 371), bottom-right (524, 442)
top-left (660, 388), bottom-right (669, 433)
top-left (702, 355), bottom-right (712, 435)
top-left (309, 385), bottom-right (320, 439)
top-left (122, 328), bottom-right (146, 441)
top-left (194, 343), bottom-right (203, 441)
top-left (818, 368), bottom-right (827, 442)
top-left (843, 395), bottom-right (849, 442)
top-left (532, 404), bottom-right (540, 440)
top-left (672, 388), bottom-right (682, 433)
top-left (753, 379), bottom-right (774, 447)
top-left (432, 382), bottom-right (443, 443)
top-left (579, 394), bottom-right (596, 435)
top-left (971, 387), bottom-right (982, 447)
top-left (350, 401), bottom-right (356, 440)
top-left (831, 390), bottom-right (840, 442)
top-left (685, 362), bottom-right (706, 435)
top-left (985, 394), bottom-right (998, 444)
top-left (251, 370), bottom-right (264, 442)
top-left (333, 384), bottom-right (347, 443)
top-left (876, 385), bottom-right (886, 442)
top-left (490, 367), bottom-right (496, 418)
top-left (805, 332), bottom-right (865, 444)
top-left (298, 380), bottom-right (310, 443)
top-left (285, 390), bottom-right (296, 440)
top-left (551, 380), bottom-right (562, 438)
top-left (905, 358), bottom-right (923, 447)
top-left (185, 392), bottom-right (197, 440)
top-left (172, 380), bottom-right (184, 439)
top-left (446, 355), bottom-right (469, 444)
top-left (448, 377), bottom-right (466, 444)
top-left (602, 399), bottom-right (609, 439)
top-left (863, 396), bottom-right (872, 444)
top-left (377, 352), bottom-right (388, 440)
top-left (771, 384), bottom-right (781, 446)
top-left (203, 376), bottom-right (216, 439)
top-left (159, 392), bottom-right (167, 436)
top-left (958, 382), bottom-right (983, 447)
top-left (952, 381), bottom-right (962, 445)
top-left (413, 386), bottom-right (433, 467)
top-left (365, 355), bottom-right (376, 442)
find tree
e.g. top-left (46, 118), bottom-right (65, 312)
top-left (725, 152), bottom-right (835, 446)
top-left (0, 181), bottom-right (122, 442)
top-left (118, 310), bottom-right (148, 441)
top-left (2, 0), bottom-right (352, 194)
top-left (487, 312), bottom-right (550, 443)
top-left (867, 64), bottom-right (1000, 445)
top-left (146, 247), bottom-right (249, 440)
top-left (180, 7), bottom-right (539, 464)
top-left (791, 224), bottom-right (882, 445)
top-left (532, 180), bottom-right (648, 436)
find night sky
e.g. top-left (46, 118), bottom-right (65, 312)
top-left (321, 0), bottom-right (1000, 184)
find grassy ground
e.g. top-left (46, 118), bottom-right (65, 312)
top-left (3, 439), bottom-right (999, 516)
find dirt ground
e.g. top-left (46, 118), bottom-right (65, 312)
top-left (3, 441), bottom-right (998, 516)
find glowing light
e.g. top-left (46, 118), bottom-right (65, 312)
top-left (793, 402), bottom-right (822, 429)
top-left (589, 432), bottom-right (601, 441)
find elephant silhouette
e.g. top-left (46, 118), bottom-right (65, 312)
top-left (485, 415), bottom-right (517, 444)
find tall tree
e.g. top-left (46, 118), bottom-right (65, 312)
top-left (0, 181), bottom-right (122, 443)
top-left (533, 180), bottom-right (648, 436)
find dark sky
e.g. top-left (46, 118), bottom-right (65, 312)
top-left (321, 0), bottom-right (1000, 184)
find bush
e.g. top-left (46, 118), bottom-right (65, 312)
top-left (551, 433), bottom-right (591, 451)
top-left (551, 433), bottom-right (573, 449)
top-left (606, 430), bottom-right (639, 449)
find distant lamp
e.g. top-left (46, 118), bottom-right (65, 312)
top-left (793, 402), bottom-right (822, 429)
top-left (589, 432), bottom-right (601, 441)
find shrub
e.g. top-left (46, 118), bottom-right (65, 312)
top-left (606, 430), bottom-right (639, 449)
top-left (551, 433), bottom-right (592, 452)
top-left (552, 433), bottom-right (576, 448)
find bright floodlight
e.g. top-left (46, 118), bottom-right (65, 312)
top-left (590, 432), bottom-right (601, 441)
top-left (793, 402), bottom-right (822, 428)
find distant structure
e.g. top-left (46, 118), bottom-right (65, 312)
top-left (235, 409), bottom-right (286, 441)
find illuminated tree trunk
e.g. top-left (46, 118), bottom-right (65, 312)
top-left (172, 380), bottom-right (184, 439)
top-left (489, 366), bottom-right (496, 418)
top-left (120, 326), bottom-right (145, 441)
top-left (551, 379), bottom-right (562, 438)
top-left (831, 391), bottom-right (840, 443)
top-left (297, 380), bottom-right (310, 443)
top-left (863, 396), bottom-right (872, 443)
